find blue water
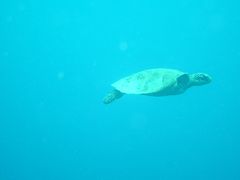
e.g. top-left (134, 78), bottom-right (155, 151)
top-left (0, 0), bottom-right (240, 179)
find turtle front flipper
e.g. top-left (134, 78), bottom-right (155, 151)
top-left (103, 89), bottom-right (124, 104)
top-left (177, 74), bottom-right (190, 88)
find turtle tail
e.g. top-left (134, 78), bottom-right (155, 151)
top-left (103, 89), bottom-right (124, 104)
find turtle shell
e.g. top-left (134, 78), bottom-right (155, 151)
top-left (112, 68), bottom-right (185, 94)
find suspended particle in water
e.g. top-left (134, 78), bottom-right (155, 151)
top-left (6, 16), bottom-right (13, 23)
top-left (18, 3), bottom-right (26, 12)
top-left (92, 60), bottom-right (97, 67)
top-left (119, 41), bottom-right (128, 52)
top-left (3, 51), bottom-right (9, 57)
top-left (57, 72), bottom-right (65, 80)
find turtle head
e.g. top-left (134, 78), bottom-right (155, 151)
top-left (190, 73), bottom-right (212, 86)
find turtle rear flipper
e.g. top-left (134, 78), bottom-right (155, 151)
top-left (103, 89), bottom-right (124, 104)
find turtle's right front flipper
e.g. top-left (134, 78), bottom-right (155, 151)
top-left (103, 89), bottom-right (124, 104)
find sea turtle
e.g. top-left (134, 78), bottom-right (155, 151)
top-left (103, 68), bottom-right (212, 104)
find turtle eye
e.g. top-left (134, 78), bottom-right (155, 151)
top-left (197, 75), bottom-right (205, 80)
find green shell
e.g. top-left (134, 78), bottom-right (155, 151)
top-left (112, 68), bottom-right (185, 94)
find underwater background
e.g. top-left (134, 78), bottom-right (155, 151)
top-left (0, 0), bottom-right (240, 179)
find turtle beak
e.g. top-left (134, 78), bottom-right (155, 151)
top-left (200, 74), bottom-right (212, 84)
top-left (204, 74), bottom-right (212, 84)
top-left (193, 73), bottom-right (212, 85)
